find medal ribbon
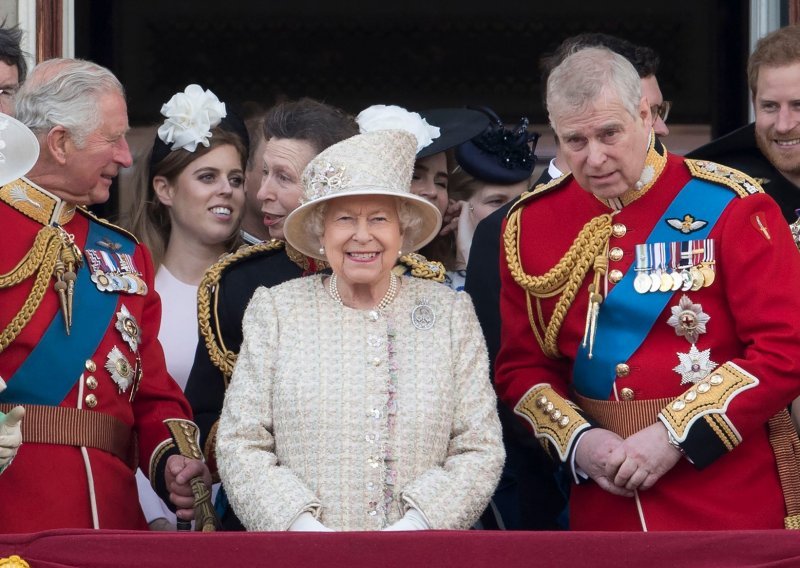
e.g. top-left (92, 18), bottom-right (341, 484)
top-left (572, 178), bottom-right (734, 399)
top-left (0, 222), bottom-right (135, 405)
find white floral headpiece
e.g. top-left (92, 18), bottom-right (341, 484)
top-left (157, 84), bottom-right (227, 152)
top-left (356, 105), bottom-right (440, 153)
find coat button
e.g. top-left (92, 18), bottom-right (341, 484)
top-left (616, 363), bottom-right (630, 377)
top-left (612, 223), bottom-right (627, 238)
top-left (620, 387), bottom-right (634, 400)
top-left (85, 359), bottom-right (97, 373)
top-left (85, 376), bottom-right (98, 390)
top-left (84, 394), bottom-right (98, 408)
top-left (609, 247), bottom-right (624, 261)
top-left (609, 269), bottom-right (624, 283)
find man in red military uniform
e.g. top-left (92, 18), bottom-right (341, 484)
top-left (496, 47), bottom-right (800, 531)
top-left (0, 58), bottom-right (211, 533)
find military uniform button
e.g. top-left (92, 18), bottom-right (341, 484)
top-left (558, 416), bottom-right (570, 428)
top-left (85, 375), bottom-right (98, 390)
top-left (85, 359), bottom-right (97, 373)
top-left (620, 387), bottom-right (634, 400)
top-left (85, 394), bottom-right (98, 408)
top-left (710, 374), bottom-right (723, 385)
top-left (609, 269), bottom-right (624, 283)
top-left (672, 399), bottom-right (686, 411)
top-left (685, 390), bottom-right (697, 402)
top-left (609, 247), bottom-right (624, 261)
top-left (550, 409), bottom-right (562, 421)
top-left (612, 223), bottom-right (627, 238)
top-left (697, 382), bottom-right (711, 393)
top-left (615, 363), bottom-right (630, 377)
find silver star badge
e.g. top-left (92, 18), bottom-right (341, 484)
top-left (673, 344), bottom-right (718, 385)
top-left (114, 305), bottom-right (141, 352)
top-left (667, 294), bottom-right (710, 344)
top-left (105, 346), bottom-right (133, 393)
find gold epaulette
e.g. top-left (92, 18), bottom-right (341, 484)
top-left (77, 206), bottom-right (140, 244)
top-left (394, 252), bottom-right (446, 283)
top-left (197, 240), bottom-right (284, 380)
top-left (684, 159), bottom-right (764, 198)
top-left (514, 383), bottom-right (590, 462)
top-left (508, 172), bottom-right (572, 216)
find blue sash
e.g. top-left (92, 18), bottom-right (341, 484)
top-left (572, 179), bottom-right (734, 399)
top-left (0, 221), bottom-right (132, 405)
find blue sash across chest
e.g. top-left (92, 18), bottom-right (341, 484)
top-left (571, 179), bottom-right (734, 400)
top-left (0, 221), bottom-right (132, 405)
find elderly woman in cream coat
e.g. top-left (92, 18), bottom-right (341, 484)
top-left (217, 107), bottom-right (504, 532)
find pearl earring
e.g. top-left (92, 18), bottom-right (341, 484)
top-left (319, 246), bottom-right (325, 255)
top-left (397, 250), bottom-right (403, 257)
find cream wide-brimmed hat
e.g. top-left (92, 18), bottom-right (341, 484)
top-left (0, 113), bottom-right (39, 186)
top-left (284, 115), bottom-right (443, 261)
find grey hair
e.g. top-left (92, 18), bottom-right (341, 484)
top-left (308, 196), bottom-right (424, 252)
top-left (546, 47), bottom-right (642, 130)
top-left (16, 58), bottom-right (125, 147)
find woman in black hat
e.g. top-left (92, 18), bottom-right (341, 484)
top-left (450, 109), bottom-right (537, 272)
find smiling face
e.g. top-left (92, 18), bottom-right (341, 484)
top-left (553, 89), bottom-right (651, 200)
top-left (256, 137), bottom-right (317, 240)
top-left (320, 194), bottom-right (402, 293)
top-left (410, 151), bottom-right (449, 216)
top-left (155, 144), bottom-right (245, 247)
top-left (754, 62), bottom-right (800, 186)
top-left (57, 91), bottom-right (132, 205)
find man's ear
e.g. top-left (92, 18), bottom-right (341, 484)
top-left (638, 96), bottom-right (651, 123)
top-left (45, 126), bottom-right (69, 165)
top-left (152, 176), bottom-right (174, 206)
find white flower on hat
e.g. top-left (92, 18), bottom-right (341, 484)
top-left (356, 105), bottom-right (440, 153)
top-left (157, 84), bottom-right (227, 152)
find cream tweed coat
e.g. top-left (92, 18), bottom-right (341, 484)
top-left (217, 274), bottom-right (504, 531)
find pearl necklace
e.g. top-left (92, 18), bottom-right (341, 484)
top-left (328, 273), bottom-right (398, 311)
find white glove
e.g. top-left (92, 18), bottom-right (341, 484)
top-left (0, 405), bottom-right (24, 473)
top-left (382, 508), bottom-right (429, 531)
top-left (289, 511), bottom-right (334, 532)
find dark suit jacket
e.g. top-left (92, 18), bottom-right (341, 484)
top-left (464, 168), bottom-right (567, 530)
top-left (687, 123), bottom-right (799, 223)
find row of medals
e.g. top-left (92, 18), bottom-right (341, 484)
top-left (632, 241), bottom-right (715, 294)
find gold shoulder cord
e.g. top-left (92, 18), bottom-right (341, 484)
top-left (0, 226), bottom-right (73, 352)
top-left (196, 240), bottom-right (284, 382)
top-left (504, 209), bottom-right (613, 358)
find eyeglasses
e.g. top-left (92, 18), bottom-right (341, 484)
top-left (650, 101), bottom-right (672, 123)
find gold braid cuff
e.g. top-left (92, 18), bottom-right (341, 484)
top-left (504, 210), bottom-right (613, 358)
top-left (196, 240), bottom-right (284, 380)
top-left (659, 362), bottom-right (758, 444)
top-left (514, 384), bottom-right (590, 462)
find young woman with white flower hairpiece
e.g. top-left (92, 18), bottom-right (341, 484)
top-left (123, 84), bottom-right (249, 530)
